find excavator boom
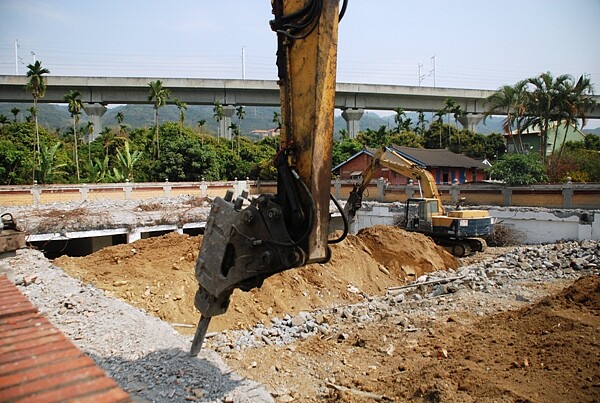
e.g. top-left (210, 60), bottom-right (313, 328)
top-left (190, 0), bottom-right (343, 355)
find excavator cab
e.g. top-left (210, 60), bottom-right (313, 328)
top-left (405, 198), bottom-right (439, 233)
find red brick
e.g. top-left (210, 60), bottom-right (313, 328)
top-left (0, 340), bottom-right (73, 365)
top-left (1, 363), bottom-right (102, 400)
top-left (0, 312), bottom-right (43, 327)
top-left (0, 321), bottom-right (53, 339)
top-left (0, 326), bottom-right (59, 348)
top-left (0, 333), bottom-right (66, 356)
top-left (0, 346), bottom-right (81, 376)
top-left (12, 376), bottom-right (118, 402)
top-left (0, 355), bottom-right (95, 388)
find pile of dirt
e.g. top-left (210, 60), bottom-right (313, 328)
top-left (53, 225), bottom-right (457, 334)
top-left (222, 276), bottom-right (600, 402)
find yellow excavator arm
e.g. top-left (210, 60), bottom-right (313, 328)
top-left (190, 0), bottom-right (346, 355)
top-left (344, 146), bottom-right (445, 222)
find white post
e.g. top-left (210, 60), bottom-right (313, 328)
top-left (14, 39), bottom-right (18, 75)
top-left (241, 46), bottom-right (246, 80)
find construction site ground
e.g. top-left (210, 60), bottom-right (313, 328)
top-left (48, 225), bottom-right (600, 402)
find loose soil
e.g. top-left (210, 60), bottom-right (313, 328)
top-left (53, 225), bottom-right (457, 334)
top-left (52, 225), bottom-right (600, 402)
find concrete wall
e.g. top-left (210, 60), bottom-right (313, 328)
top-left (345, 202), bottom-right (600, 243)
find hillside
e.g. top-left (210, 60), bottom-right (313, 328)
top-left (0, 102), bottom-right (508, 136)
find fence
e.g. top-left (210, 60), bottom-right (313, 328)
top-left (1, 179), bottom-right (599, 209)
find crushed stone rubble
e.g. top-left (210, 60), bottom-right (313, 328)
top-left (2, 239), bottom-right (598, 402)
top-left (203, 239), bottom-right (600, 353)
top-left (3, 249), bottom-right (273, 403)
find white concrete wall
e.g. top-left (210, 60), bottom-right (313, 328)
top-left (348, 202), bottom-right (600, 243)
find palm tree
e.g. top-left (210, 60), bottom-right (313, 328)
top-left (272, 111), bottom-right (282, 130)
top-left (0, 115), bottom-right (8, 127)
top-left (10, 107), bottom-right (20, 122)
top-left (393, 107), bottom-right (406, 134)
top-left (484, 81), bottom-right (529, 153)
top-left (26, 107), bottom-right (35, 123)
top-left (213, 101), bottom-right (224, 139)
top-left (64, 89), bottom-right (84, 182)
top-left (25, 60), bottom-right (50, 177)
top-left (433, 109), bottom-right (445, 148)
top-left (235, 105), bottom-right (245, 153)
top-left (85, 121), bottom-right (94, 163)
top-left (552, 74), bottom-right (596, 173)
top-left (522, 72), bottom-right (570, 162)
top-left (148, 80), bottom-right (171, 158)
top-left (115, 111), bottom-right (125, 135)
top-left (174, 99), bottom-right (188, 135)
top-left (416, 110), bottom-right (428, 136)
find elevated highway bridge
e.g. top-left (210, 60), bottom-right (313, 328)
top-left (1, 75), bottom-right (598, 139)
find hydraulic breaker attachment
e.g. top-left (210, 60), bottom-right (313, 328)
top-left (190, 0), bottom-right (343, 355)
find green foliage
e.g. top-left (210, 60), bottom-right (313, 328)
top-left (487, 153), bottom-right (548, 185)
top-left (356, 125), bottom-right (390, 148)
top-left (36, 142), bottom-right (67, 184)
top-left (332, 137), bottom-right (363, 167)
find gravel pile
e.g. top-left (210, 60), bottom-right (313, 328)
top-left (205, 240), bottom-right (600, 352)
top-left (3, 249), bottom-right (273, 403)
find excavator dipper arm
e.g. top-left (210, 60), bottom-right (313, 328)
top-left (190, 0), bottom-right (344, 356)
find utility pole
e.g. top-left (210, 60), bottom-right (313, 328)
top-left (31, 51), bottom-right (36, 64)
top-left (430, 55), bottom-right (436, 88)
top-left (241, 46), bottom-right (246, 80)
top-left (418, 63), bottom-right (425, 86)
top-left (14, 39), bottom-right (19, 75)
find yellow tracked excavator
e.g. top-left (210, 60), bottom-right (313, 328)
top-left (190, 0), bottom-right (347, 355)
top-left (344, 146), bottom-right (495, 257)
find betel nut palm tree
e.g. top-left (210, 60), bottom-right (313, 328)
top-left (484, 80), bottom-right (528, 154)
top-left (148, 80), bottom-right (172, 158)
top-left (174, 99), bottom-right (188, 136)
top-left (25, 60), bottom-right (50, 180)
top-left (64, 89), bottom-right (84, 182)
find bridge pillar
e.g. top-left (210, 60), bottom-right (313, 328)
top-left (220, 105), bottom-right (236, 140)
top-left (457, 113), bottom-right (484, 132)
top-left (82, 103), bottom-right (107, 142)
top-left (341, 108), bottom-right (364, 139)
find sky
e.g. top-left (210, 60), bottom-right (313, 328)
top-left (1, 1), bottom-right (599, 97)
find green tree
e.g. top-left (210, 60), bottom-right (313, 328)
top-left (272, 111), bottom-right (282, 130)
top-left (173, 99), bottom-right (188, 135)
top-left (332, 137), bottom-right (362, 168)
top-left (115, 111), bottom-right (125, 136)
top-left (416, 110), bottom-right (428, 136)
top-left (522, 72), bottom-right (569, 162)
top-left (213, 101), bottom-right (225, 139)
top-left (0, 115), bottom-right (8, 126)
top-left (148, 80), bottom-right (172, 158)
top-left (25, 60), bottom-right (50, 178)
top-left (114, 141), bottom-right (143, 181)
top-left (64, 89), bottom-right (84, 182)
top-left (552, 74), bottom-right (596, 173)
top-left (356, 125), bottom-right (390, 148)
top-left (234, 105), bottom-right (246, 153)
top-left (487, 153), bottom-right (548, 185)
top-left (10, 107), bottom-right (20, 122)
top-left (484, 80), bottom-right (528, 153)
top-left (37, 142), bottom-right (67, 184)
